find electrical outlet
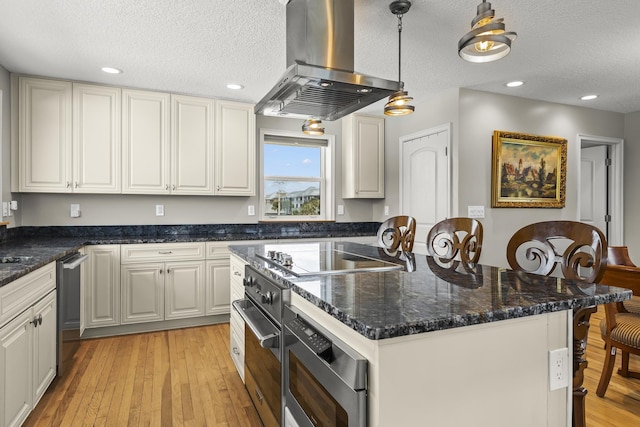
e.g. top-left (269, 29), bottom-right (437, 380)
top-left (70, 204), bottom-right (81, 218)
top-left (384, 205), bottom-right (390, 216)
top-left (468, 205), bottom-right (485, 218)
top-left (337, 205), bottom-right (344, 215)
top-left (2, 202), bottom-right (9, 217)
top-left (155, 204), bottom-right (165, 216)
top-left (549, 348), bottom-right (569, 390)
top-left (248, 205), bottom-right (255, 216)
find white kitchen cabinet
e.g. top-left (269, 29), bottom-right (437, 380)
top-left (164, 261), bottom-right (205, 320)
top-left (72, 83), bottom-right (121, 193)
top-left (18, 76), bottom-right (73, 192)
top-left (83, 245), bottom-right (121, 329)
top-left (342, 114), bottom-right (385, 198)
top-left (214, 100), bottom-right (256, 196)
top-left (121, 263), bottom-right (165, 324)
top-left (0, 263), bottom-right (56, 427)
top-left (206, 259), bottom-right (230, 315)
top-left (229, 253), bottom-right (247, 381)
top-left (122, 89), bottom-right (171, 194)
top-left (120, 243), bottom-right (206, 324)
top-left (171, 94), bottom-right (215, 195)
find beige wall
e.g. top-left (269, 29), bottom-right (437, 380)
top-left (383, 88), bottom-right (626, 267)
top-left (0, 66), bottom-right (11, 225)
top-left (624, 111), bottom-right (640, 259)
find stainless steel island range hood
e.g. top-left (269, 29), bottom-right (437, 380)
top-left (255, 0), bottom-right (401, 121)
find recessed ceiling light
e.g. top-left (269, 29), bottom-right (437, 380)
top-left (580, 94), bottom-right (598, 101)
top-left (226, 83), bottom-right (244, 90)
top-left (506, 81), bottom-right (524, 88)
top-left (101, 67), bottom-right (122, 74)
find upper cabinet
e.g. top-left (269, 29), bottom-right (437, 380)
top-left (14, 75), bottom-right (256, 197)
top-left (18, 77), bottom-right (72, 192)
top-left (214, 100), bottom-right (256, 196)
top-left (73, 83), bottom-right (122, 193)
top-left (342, 114), bottom-right (385, 198)
top-left (122, 89), bottom-right (171, 194)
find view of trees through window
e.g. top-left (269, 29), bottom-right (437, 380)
top-left (263, 141), bottom-right (323, 217)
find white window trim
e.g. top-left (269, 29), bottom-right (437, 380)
top-left (259, 128), bottom-right (335, 222)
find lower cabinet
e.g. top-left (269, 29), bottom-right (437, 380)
top-left (229, 253), bottom-right (247, 381)
top-left (84, 245), bottom-right (121, 329)
top-left (0, 263), bottom-right (56, 427)
top-left (206, 259), bottom-right (230, 315)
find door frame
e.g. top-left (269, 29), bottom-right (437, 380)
top-left (577, 134), bottom-right (624, 245)
top-left (399, 122), bottom-right (452, 219)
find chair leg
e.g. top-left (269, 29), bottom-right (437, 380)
top-left (619, 351), bottom-right (630, 377)
top-left (596, 344), bottom-right (617, 397)
top-left (572, 390), bottom-right (586, 427)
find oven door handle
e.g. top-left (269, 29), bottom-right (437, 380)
top-left (232, 299), bottom-right (280, 349)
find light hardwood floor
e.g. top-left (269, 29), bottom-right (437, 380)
top-left (24, 307), bottom-right (640, 426)
top-left (24, 322), bottom-right (260, 426)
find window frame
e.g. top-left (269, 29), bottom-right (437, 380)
top-left (259, 128), bottom-right (335, 222)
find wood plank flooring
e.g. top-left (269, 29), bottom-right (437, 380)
top-left (24, 323), bottom-right (260, 427)
top-left (24, 307), bottom-right (640, 426)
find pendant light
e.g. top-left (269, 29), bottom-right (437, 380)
top-left (458, 0), bottom-right (517, 63)
top-left (384, 0), bottom-right (414, 116)
top-left (302, 119), bottom-right (324, 136)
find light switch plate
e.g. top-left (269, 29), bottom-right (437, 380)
top-left (2, 202), bottom-right (9, 217)
top-left (337, 205), bottom-right (344, 215)
top-left (248, 205), bottom-right (255, 216)
top-left (384, 205), bottom-right (390, 216)
top-left (70, 204), bottom-right (81, 218)
top-left (155, 204), bottom-right (165, 216)
top-left (468, 205), bottom-right (485, 218)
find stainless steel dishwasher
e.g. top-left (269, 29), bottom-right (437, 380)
top-left (56, 251), bottom-right (88, 377)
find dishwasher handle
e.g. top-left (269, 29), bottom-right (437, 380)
top-left (62, 253), bottom-right (89, 269)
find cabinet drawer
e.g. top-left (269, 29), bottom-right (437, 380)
top-left (230, 324), bottom-right (244, 381)
top-left (230, 308), bottom-right (245, 340)
top-left (0, 263), bottom-right (56, 327)
top-left (206, 242), bottom-right (231, 259)
top-left (121, 243), bottom-right (205, 263)
top-left (230, 256), bottom-right (246, 279)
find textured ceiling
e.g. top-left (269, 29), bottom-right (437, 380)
top-left (1, 0), bottom-right (639, 116)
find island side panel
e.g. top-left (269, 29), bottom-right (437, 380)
top-left (291, 294), bottom-right (571, 427)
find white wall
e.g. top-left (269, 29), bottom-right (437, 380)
top-left (0, 66), bottom-right (10, 225)
top-left (623, 111), bottom-right (640, 259)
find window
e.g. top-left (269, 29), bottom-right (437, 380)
top-left (260, 129), bottom-right (334, 221)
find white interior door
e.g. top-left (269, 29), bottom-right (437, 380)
top-left (400, 125), bottom-right (450, 254)
top-left (580, 145), bottom-right (608, 237)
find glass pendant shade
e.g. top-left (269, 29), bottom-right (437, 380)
top-left (384, 90), bottom-right (415, 116)
top-left (302, 119), bottom-right (324, 136)
top-left (458, 1), bottom-right (517, 63)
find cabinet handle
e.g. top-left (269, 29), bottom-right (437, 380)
top-left (158, 251), bottom-right (173, 254)
top-left (167, 268), bottom-right (171, 274)
top-left (160, 269), bottom-right (164, 274)
top-left (217, 185), bottom-right (220, 191)
top-left (166, 184), bottom-right (169, 190)
top-left (172, 184), bottom-right (176, 190)
top-left (233, 271), bottom-right (241, 277)
top-left (74, 181), bottom-right (78, 188)
top-left (30, 314), bottom-right (43, 327)
top-left (232, 347), bottom-right (240, 355)
top-left (66, 181), bottom-right (71, 188)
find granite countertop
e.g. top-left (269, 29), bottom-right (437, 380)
top-left (0, 222), bottom-right (379, 287)
top-left (228, 241), bottom-right (633, 340)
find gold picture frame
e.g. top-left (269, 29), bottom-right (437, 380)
top-left (491, 130), bottom-right (567, 208)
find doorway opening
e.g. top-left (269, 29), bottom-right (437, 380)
top-left (578, 134), bottom-right (624, 245)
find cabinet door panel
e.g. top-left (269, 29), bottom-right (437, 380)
top-left (342, 114), bottom-right (385, 198)
top-left (73, 84), bottom-right (121, 193)
top-left (32, 291), bottom-right (56, 406)
top-left (85, 245), bottom-right (121, 328)
top-left (206, 259), bottom-right (231, 315)
top-left (0, 310), bottom-right (32, 427)
top-left (171, 95), bottom-right (214, 195)
top-left (19, 77), bottom-right (72, 192)
top-left (121, 264), bottom-right (164, 324)
top-left (122, 90), bottom-right (171, 194)
top-left (214, 100), bottom-right (255, 196)
top-left (165, 261), bottom-right (205, 320)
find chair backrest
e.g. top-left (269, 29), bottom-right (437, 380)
top-left (506, 221), bottom-right (608, 283)
top-left (377, 216), bottom-right (416, 252)
top-left (426, 217), bottom-right (483, 264)
top-left (607, 246), bottom-right (636, 267)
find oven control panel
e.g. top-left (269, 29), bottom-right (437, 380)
top-left (287, 317), bottom-right (332, 361)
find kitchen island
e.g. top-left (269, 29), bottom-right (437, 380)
top-left (229, 241), bottom-right (632, 427)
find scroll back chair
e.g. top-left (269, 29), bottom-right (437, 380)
top-left (426, 217), bottom-right (483, 265)
top-left (377, 216), bottom-right (416, 253)
top-left (506, 220), bottom-right (608, 427)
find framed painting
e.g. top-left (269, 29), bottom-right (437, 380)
top-left (491, 130), bottom-right (567, 208)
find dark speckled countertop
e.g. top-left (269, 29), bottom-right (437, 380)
top-left (0, 222), bottom-right (379, 287)
top-left (228, 241), bottom-right (633, 340)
